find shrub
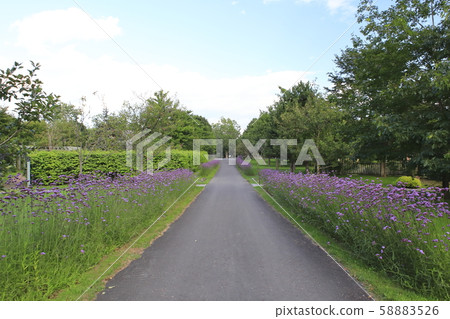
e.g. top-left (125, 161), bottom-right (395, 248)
top-left (395, 176), bottom-right (422, 188)
top-left (29, 150), bottom-right (208, 184)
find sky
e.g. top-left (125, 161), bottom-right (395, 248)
top-left (0, 0), bottom-right (378, 130)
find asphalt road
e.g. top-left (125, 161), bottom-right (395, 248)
top-left (97, 160), bottom-right (371, 301)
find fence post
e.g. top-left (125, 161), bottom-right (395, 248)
top-left (26, 158), bottom-right (31, 187)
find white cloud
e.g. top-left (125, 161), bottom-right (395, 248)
top-left (26, 47), bottom-right (311, 129)
top-left (240, 10), bottom-right (247, 15)
top-left (231, 1), bottom-right (239, 5)
top-left (11, 7), bottom-right (122, 54)
top-left (295, 0), bottom-right (356, 14)
top-left (4, 8), bottom-right (312, 130)
top-left (326, 0), bottom-right (355, 13)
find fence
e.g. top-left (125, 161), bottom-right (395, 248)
top-left (344, 161), bottom-right (407, 176)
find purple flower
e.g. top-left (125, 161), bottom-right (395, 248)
top-left (80, 249), bottom-right (85, 254)
top-left (40, 252), bottom-right (46, 255)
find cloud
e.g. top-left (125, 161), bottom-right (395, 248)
top-left (325, 0), bottom-right (356, 13)
top-left (4, 8), bottom-right (312, 130)
top-left (11, 7), bottom-right (122, 54)
top-left (24, 46), bottom-right (311, 129)
top-left (295, 0), bottom-right (356, 14)
top-left (231, 1), bottom-right (239, 5)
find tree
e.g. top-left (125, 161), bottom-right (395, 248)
top-left (0, 61), bottom-right (59, 147)
top-left (122, 90), bottom-right (215, 152)
top-left (136, 90), bottom-right (181, 134)
top-left (211, 117), bottom-right (241, 158)
top-left (0, 61), bottom-right (59, 180)
top-left (91, 107), bottom-right (131, 151)
top-left (329, 0), bottom-right (449, 186)
top-left (269, 82), bottom-right (350, 173)
top-left (241, 111), bottom-right (278, 163)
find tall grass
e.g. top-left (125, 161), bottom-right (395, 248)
top-left (259, 169), bottom-right (450, 300)
top-left (198, 159), bottom-right (220, 176)
top-left (236, 156), bottom-right (256, 176)
top-left (0, 169), bottom-right (194, 300)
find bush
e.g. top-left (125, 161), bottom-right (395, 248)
top-left (29, 150), bottom-right (208, 184)
top-left (395, 176), bottom-right (422, 188)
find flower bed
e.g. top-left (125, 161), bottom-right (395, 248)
top-left (259, 169), bottom-right (450, 299)
top-left (0, 169), bottom-right (194, 300)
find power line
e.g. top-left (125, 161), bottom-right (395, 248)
top-left (71, 0), bottom-right (199, 125)
top-left (72, 0), bottom-right (163, 91)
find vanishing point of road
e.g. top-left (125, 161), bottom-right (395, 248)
top-left (97, 160), bottom-right (371, 301)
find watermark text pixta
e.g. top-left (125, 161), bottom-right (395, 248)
top-left (193, 138), bottom-right (324, 166)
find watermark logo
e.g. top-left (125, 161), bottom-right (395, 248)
top-left (193, 138), bottom-right (325, 167)
top-left (126, 130), bottom-right (171, 174)
top-left (127, 130), bottom-right (325, 173)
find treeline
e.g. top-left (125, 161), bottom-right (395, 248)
top-left (240, 0), bottom-right (449, 187)
top-left (2, 90), bottom-right (214, 153)
top-left (0, 70), bottom-right (216, 180)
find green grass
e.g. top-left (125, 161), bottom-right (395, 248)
top-left (238, 170), bottom-right (432, 301)
top-left (51, 166), bottom-right (219, 301)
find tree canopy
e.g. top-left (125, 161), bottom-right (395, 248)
top-left (329, 0), bottom-right (449, 186)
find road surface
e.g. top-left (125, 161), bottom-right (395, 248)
top-left (97, 160), bottom-right (371, 301)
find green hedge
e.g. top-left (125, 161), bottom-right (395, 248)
top-left (29, 150), bottom-right (208, 184)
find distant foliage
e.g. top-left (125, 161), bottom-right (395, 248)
top-left (29, 150), bottom-right (208, 184)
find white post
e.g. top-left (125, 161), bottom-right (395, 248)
top-left (26, 158), bottom-right (31, 187)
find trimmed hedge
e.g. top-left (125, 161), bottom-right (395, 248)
top-left (29, 150), bottom-right (208, 184)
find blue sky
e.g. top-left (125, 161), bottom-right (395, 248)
top-left (0, 0), bottom-right (380, 129)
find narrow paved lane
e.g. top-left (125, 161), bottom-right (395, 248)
top-left (97, 160), bottom-right (371, 301)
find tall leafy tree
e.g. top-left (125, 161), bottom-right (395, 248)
top-left (0, 61), bottom-right (59, 179)
top-left (211, 117), bottom-right (241, 157)
top-left (241, 111), bottom-right (278, 162)
top-left (329, 0), bottom-right (449, 186)
top-left (0, 61), bottom-right (59, 147)
top-left (270, 82), bottom-right (350, 172)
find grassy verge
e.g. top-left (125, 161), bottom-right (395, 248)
top-left (50, 166), bottom-right (219, 301)
top-left (237, 168), bottom-right (429, 301)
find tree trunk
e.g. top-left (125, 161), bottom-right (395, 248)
top-left (290, 161), bottom-right (295, 173)
top-left (443, 177), bottom-right (450, 200)
top-left (276, 158), bottom-right (279, 170)
top-left (380, 160), bottom-right (386, 177)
